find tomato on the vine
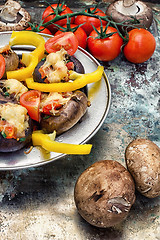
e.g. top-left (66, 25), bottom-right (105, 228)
top-left (42, 4), bottom-right (75, 34)
top-left (87, 26), bottom-right (123, 61)
top-left (55, 24), bottom-right (87, 49)
top-left (20, 90), bottom-right (41, 122)
top-left (26, 25), bottom-right (52, 35)
top-left (75, 8), bottom-right (107, 36)
top-left (45, 32), bottom-right (78, 56)
top-left (123, 29), bottom-right (156, 63)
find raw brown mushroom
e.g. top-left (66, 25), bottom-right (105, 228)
top-left (125, 138), bottom-right (160, 198)
top-left (74, 160), bottom-right (136, 228)
top-left (106, 0), bottom-right (153, 29)
top-left (0, 0), bottom-right (31, 31)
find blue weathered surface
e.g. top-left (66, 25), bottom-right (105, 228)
top-left (0, 1), bottom-right (159, 239)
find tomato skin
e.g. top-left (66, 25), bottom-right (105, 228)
top-left (42, 4), bottom-right (75, 34)
top-left (75, 8), bottom-right (107, 36)
top-left (20, 90), bottom-right (41, 122)
top-left (87, 26), bottom-right (123, 61)
top-left (0, 54), bottom-right (5, 79)
top-left (45, 32), bottom-right (78, 56)
top-left (123, 29), bottom-right (156, 63)
top-left (55, 24), bottom-right (87, 49)
top-left (26, 25), bottom-right (52, 35)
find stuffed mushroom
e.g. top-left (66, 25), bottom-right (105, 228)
top-left (40, 90), bottom-right (88, 135)
top-left (0, 95), bottom-right (32, 152)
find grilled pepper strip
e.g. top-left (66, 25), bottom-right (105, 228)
top-left (9, 31), bottom-right (45, 61)
top-left (26, 66), bottom-right (104, 92)
top-left (7, 53), bottom-right (38, 81)
top-left (32, 131), bottom-right (92, 155)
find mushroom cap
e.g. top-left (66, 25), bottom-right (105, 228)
top-left (74, 160), bottom-right (136, 228)
top-left (0, 1), bottom-right (31, 31)
top-left (106, 0), bottom-right (153, 30)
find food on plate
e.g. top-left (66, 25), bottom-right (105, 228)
top-left (40, 90), bottom-right (88, 135)
top-left (26, 65), bottom-right (104, 93)
top-left (32, 130), bottom-right (92, 154)
top-left (123, 28), bottom-right (156, 63)
top-left (74, 160), bottom-right (135, 228)
top-left (0, 98), bottom-right (32, 152)
top-left (125, 138), bottom-right (160, 198)
top-left (9, 31), bottom-right (46, 61)
top-left (87, 26), bottom-right (123, 61)
top-left (0, 0), bottom-right (31, 31)
top-left (54, 24), bottom-right (87, 49)
top-left (0, 45), bottom-right (19, 74)
top-left (0, 54), bottom-right (5, 79)
top-left (0, 31), bottom-right (104, 153)
top-left (45, 32), bottom-right (78, 56)
top-left (33, 48), bottom-right (84, 84)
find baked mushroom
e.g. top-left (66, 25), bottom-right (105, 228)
top-left (74, 160), bottom-right (136, 228)
top-left (0, 45), bottom-right (19, 76)
top-left (106, 0), bottom-right (153, 30)
top-left (40, 90), bottom-right (88, 135)
top-left (0, 94), bottom-right (32, 152)
top-left (125, 138), bottom-right (160, 198)
top-left (0, 0), bottom-right (31, 31)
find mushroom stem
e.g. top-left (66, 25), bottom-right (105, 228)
top-left (0, 0), bottom-right (21, 22)
top-left (123, 0), bottom-right (136, 7)
top-left (116, 0), bottom-right (139, 15)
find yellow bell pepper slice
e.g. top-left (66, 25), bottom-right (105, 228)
top-left (6, 53), bottom-right (38, 81)
top-left (26, 65), bottom-right (104, 92)
top-left (32, 130), bottom-right (92, 155)
top-left (9, 31), bottom-right (45, 61)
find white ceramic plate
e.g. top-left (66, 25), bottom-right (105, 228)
top-left (0, 32), bottom-right (111, 170)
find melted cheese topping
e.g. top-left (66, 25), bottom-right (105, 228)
top-left (40, 92), bottom-right (72, 115)
top-left (40, 49), bottom-right (68, 83)
top-left (4, 79), bottom-right (28, 100)
top-left (0, 103), bottom-right (29, 137)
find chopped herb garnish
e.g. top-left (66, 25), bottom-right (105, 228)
top-left (1, 131), bottom-right (7, 138)
top-left (19, 137), bottom-right (26, 142)
top-left (43, 115), bottom-right (50, 119)
top-left (4, 92), bottom-right (9, 96)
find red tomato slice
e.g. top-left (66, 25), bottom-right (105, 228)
top-left (43, 100), bottom-right (62, 115)
top-left (45, 32), bottom-right (78, 55)
top-left (0, 54), bottom-right (5, 79)
top-left (20, 90), bottom-right (41, 122)
top-left (55, 24), bottom-right (87, 49)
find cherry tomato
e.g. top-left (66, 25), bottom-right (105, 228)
top-left (26, 25), bottom-right (52, 35)
top-left (42, 4), bottom-right (75, 34)
top-left (123, 29), bottom-right (156, 63)
top-left (0, 54), bottom-right (5, 79)
top-left (87, 26), bottom-right (123, 61)
top-left (75, 8), bottom-right (107, 36)
top-left (55, 24), bottom-right (87, 49)
top-left (20, 90), bottom-right (41, 122)
top-left (45, 32), bottom-right (79, 56)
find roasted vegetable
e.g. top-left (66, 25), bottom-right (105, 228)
top-left (0, 94), bottom-right (32, 152)
top-left (40, 90), bottom-right (88, 135)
